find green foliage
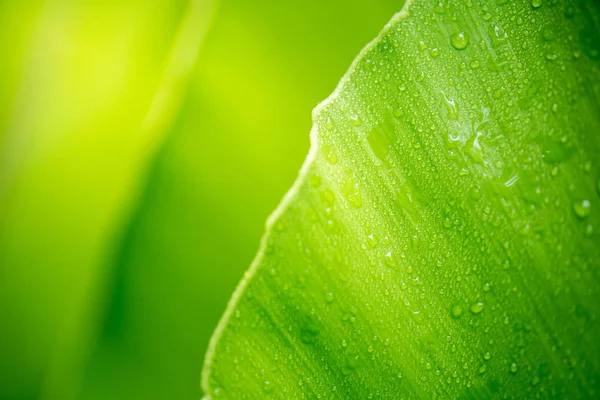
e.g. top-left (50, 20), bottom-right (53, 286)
top-left (202, 0), bottom-right (600, 398)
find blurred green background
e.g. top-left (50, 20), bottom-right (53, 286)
top-left (0, 0), bottom-right (400, 398)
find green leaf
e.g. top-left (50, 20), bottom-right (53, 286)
top-left (202, 0), bottom-right (600, 398)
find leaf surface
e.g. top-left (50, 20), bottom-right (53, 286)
top-left (202, 1), bottom-right (600, 398)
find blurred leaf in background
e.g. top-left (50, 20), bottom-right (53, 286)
top-left (0, 0), bottom-right (400, 399)
top-left (0, 0), bottom-right (201, 398)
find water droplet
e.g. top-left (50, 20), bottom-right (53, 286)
top-left (349, 114), bottom-right (361, 126)
top-left (489, 25), bottom-right (508, 47)
top-left (479, 365), bottom-right (487, 374)
top-left (531, 0), bottom-right (542, 8)
top-left (368, 125), bottom-right (393, 161)
top-left (573, 200), bottom-right (591, 218)
top-left (510, 362), bottom-right (519, 374)
top-left (341, 173), bottom-right (363, 208)
top-left (493, 87), bottom-right (505, 99)
top-left (325, 292), bottom-right (334, 303)
top-left (445, 133), bottom-right (461, 150)
top-left (429, 47), bottom-right (441, 58)
top-left (483, 283), bottom-right (491, 292)
top-left (451, 305), bottom-right (463, 318)
top-left (450, 32), bottom-right (470, 50)
top-left (464, 132), bottom-right (484, 163)
top-left (366, 234), bottom-right (378, 249)
top-left (484, 352), bottom-right (492, 361)
top-left (470, 302), bottom-right (484, 314)
top-left (384, 251), bottom-right (396, 269)
top-left (322, 145), bottom-right (338, 164)
top-left (441, 91), bottom-right (459, 120)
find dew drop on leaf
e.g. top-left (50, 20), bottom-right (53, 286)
top-left (464, 132), bottom-right (484, 163)
top-left (451, 305), bottom-right (463, 318)
top-left (366, 233), bottom-right (378, 249)
top-left (384, 251), bottom-right (396, 269)
top-left (450, 32), bottom-right (470, 50)
top-left (341, 171), bottom-right (363, 208)
top-left (322, 145), bottom-right (338, 164)
top-left (368, 125), bottom-right (393, 161)
top-left (489, 25), bottom-right (508, 47)
top-left (470, 302), bottom-right (484, 314)
top-left (349, 114), bottom-right (361, 126)
top-left (325, 292), bottom-right (334, 303)
top-left (441, 91), bottom-right (459, 120)
top-left (510, 363), bottom-right (519, 374)
top-left (573, 200), bottom-right (591, 219)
